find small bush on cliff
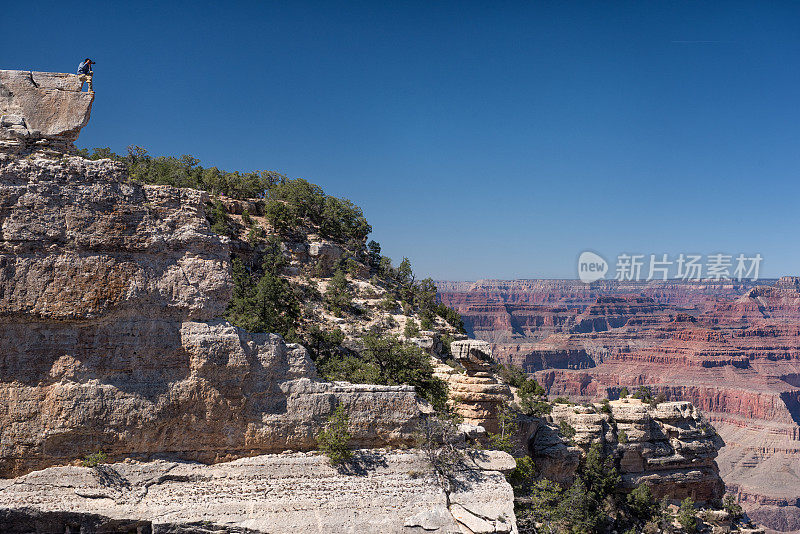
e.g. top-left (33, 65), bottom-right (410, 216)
top-left (208, 199), bottom-right (233, 236)
top-left (317, 331), bottom-right (448, 411)
top-left (677, 497), bottom-right (698, 533)
top-left (81, 451), bottom-right (108, 468)
top-left (497, 363), bottom-right (549, 416)
top-left (226, 238), bottom-right (301, 338)
top-left (488, 403), bottom-right (517, 453)
top-left (559, 420), bottom-right (577, 444)
top-left (317, 404), bottom-right (352, 466)
top-left (632, 386), bottom-right (653, 403)
top-left (619, 386), bottom-right (629, 399)
top-left (264, 178), bottom-right (371, 241)
top-left (403, 318), bottom-right (420, 338)
top-left (723, 493), bottom-right (744, 521)
top-left (627, 484), bottom-right (660, 526)
top-left (415, 412), bottom-right (465, 490)
top-left (324, 269), bottom-right (353, 316)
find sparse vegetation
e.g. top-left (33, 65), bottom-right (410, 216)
top-left (559, 420), bottom-right (577, 443)
top-left (225, 238), bottom-right (301, 339)
top-left (316, 331), bottom-right (448, 411)
top-left (415, 413), bottom-right (466, 491)
top-left (677, 497), bottom-right (698, 533)
top-left (632, 386), bottom-right (653, 403)
top-left (723, 493), bottom-right (744, 521)
top-left (81, 451), bottom-right (108, 468)
top-left (316, 404), bottom-right (352, 465)
top-left (325, 269), bottom-right (353, 316)
top-left (488, 403), bottom-right (516, 453)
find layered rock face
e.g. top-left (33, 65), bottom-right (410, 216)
top-left (0, 70), bottom-right (93, 153)
top-left (0, 449), bottom-right (518, 534)
top-left (0, 154), bottom-right (424, 478)
top-left (529, 399), bottom-right (724, 502)
top-left (437, 278), bottom-right (800, 532)
top-left (434, 340), bottom-right (512, 434)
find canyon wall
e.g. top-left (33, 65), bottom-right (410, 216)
top-left (438, 278), bottom-right (800, 532)
top-left (0, 154), bottom-right (424, 478)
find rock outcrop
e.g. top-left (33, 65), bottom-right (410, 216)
top-left (0, 70), bottom-right (93, 153)
top-left (0, 449), bottom-right (518, 534)
top-left (0, 153), bottom-right (424, 478)
top-left (529, 399), bottom-right (725, 503)
top-left (434, 340), bottom-right (512, 434)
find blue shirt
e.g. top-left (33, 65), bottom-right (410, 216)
top-left (77, 61), bottom-right (92, 75)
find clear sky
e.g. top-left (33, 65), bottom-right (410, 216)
top-left (4, 1), bottom-right (798, 280)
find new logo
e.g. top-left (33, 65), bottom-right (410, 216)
top-left (578, 251), bottom-right (608, 283)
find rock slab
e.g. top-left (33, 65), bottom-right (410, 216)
top-left (0, 450), bottom-right (518, 534)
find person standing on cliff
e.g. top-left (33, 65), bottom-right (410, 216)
top-left (77, 58), bottom-right (94, 92)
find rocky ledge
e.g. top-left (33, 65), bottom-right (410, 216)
top-left (0, 70), bottom-right (93, 154)
top-left (0, 449), bottom-right (518, 534)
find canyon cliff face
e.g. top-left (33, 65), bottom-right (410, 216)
top-left (438, 278), bottom-right (800, 532)
top-left (0, 153), bottom-right (425, 478)
top-left (0, 69), bottom-right (521, 534)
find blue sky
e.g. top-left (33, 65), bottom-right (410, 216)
top-left (4, 1), bottom-right (798, 280)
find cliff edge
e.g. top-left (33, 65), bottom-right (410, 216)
top-left (0, 70), bottom-right (93, 154)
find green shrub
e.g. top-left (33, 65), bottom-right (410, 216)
top-left (318, 332), bottom-right (448, 411)
top-left (241, 209), bottom-right (253, 226)
top-left (619, 386), bottom-right (629, 399)
top-left (225, 239), bottom-right (300, 338)
top-left (617, 428), bottom-right (628, 443)
top-left (506, 455), bottom-right (537, 494)
top-left (600, 399), bottom-right (612, 414)
top-left (246, 224), bottom-right (265, 245)
top-left (627, 484), bottom-right (660, 525)
top-left (498, 363), bottom-right (527, 388)
top-left (380, 293), bottom-right (398, 313)
top-left (632, 386), bottom-right (653, 403)
top-left (404, 319), bottom-right (420, 338)
top-left (553, 396), bottom-right (571, 405)
top-left (316, 404), bottom-right (352, 465)
top-left (677, 497), bottom-right (698, 533)
top-left (488, 404), bottom-right (516, 453)
top-left (325, 269), bottom-right (352, 316)
top-left (81, 451), bottom-right (108, 468)
top-left (208, 199), bottom-right (232, 236)
top-left (723, 493), bottom-right (744, 521)
top-left (559, 420), bottom-right (577, 443)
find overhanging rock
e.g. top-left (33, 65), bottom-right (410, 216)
top-left (0, 70), bottom-right (93, 153)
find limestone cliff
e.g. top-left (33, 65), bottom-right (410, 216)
top-left (0, 69), bottom-right (518, 534)
top-left (0, 154), bottom-right (424, 478)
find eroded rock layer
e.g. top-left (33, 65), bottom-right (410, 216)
top-left (0, 450), bottom-right (518, 534)
top-left (0, 154), bottom-right (423, 477)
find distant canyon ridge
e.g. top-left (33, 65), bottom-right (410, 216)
top-left (437, 277), bottom-right (800, 533)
